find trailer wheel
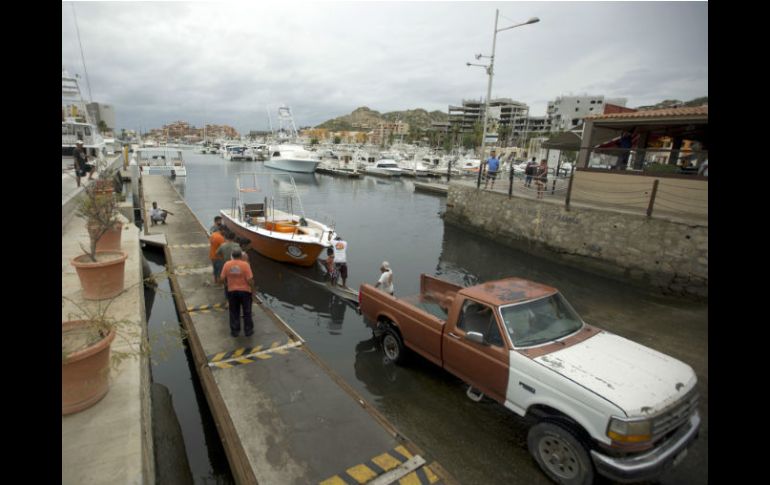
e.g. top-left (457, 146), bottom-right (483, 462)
top-left (527, 421), bottom-right (595, 485)
top-left (382, 327), bottom-right (406, 364)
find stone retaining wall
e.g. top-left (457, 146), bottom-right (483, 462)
top-left (445, 184), bottom-right (707, 298)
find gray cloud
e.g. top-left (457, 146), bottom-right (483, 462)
top-left (62, 1), bottom-right (707, 133)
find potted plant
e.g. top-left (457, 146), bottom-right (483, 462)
top-left (62, 275), bottom-right (186, 415)
top-left (71, 170), bottom-right (128, 300)
top-left (62, 297), bottom-right (138, 415)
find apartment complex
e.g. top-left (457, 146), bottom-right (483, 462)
top-left (146, 121), bottom-right (239, 142)
top-left (547, 95), bottom-right (628, 132)
top-left (448, 98), bottom-right (529, 134)
top-left (368, 121), bottom-right (409, 146)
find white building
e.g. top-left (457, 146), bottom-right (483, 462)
top-left (547, 95), bottom-right (627, 132)
top-left (87, 102), bottom-right (116, 131)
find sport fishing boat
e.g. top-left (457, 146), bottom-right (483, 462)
top-left (220, 172), bottom-right (336, 266)
top-left (264, 144), bottom-right (321, 173)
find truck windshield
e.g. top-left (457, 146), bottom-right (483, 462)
top-left (500, 293), bottom-right (583, 347)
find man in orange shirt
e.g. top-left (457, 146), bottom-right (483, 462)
top-left (220, 248), bottom-right (255, 337)
top-left (209, 226), bottom-right (226, 284)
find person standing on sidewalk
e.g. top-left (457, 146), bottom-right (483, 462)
top-left (73, 140), bottom-right (95, 187)
top-left (220, 248), bottom-right (254, 337)
top-left (483, 150), bottom-right (500, 189)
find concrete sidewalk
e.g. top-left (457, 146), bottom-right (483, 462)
top-left (62, 207), bottom-right (154, 484)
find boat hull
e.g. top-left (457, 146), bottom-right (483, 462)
top-left (221, 212), bottom-right (329, 267)
top-left (264, 159), bottom-right (320, 173)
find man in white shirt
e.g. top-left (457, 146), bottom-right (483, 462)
top-left (375, 261), bottom-right (394, 296)
top-left (333, 236), bottom-right (349, 288)
top-left (150, 201), bottom-right (172, 225)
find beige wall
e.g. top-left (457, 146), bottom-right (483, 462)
top-left (445, 184), bottom-right (708, 298)
top-left (571, 171), bottom-right (707, 219)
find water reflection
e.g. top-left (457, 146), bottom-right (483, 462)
top-left (246, 249), bottom-right (351, 334)
top-left (143, 247), bottom-right (234, 484)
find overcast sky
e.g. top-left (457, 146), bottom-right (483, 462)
top-left (62, 1), bottom-right (708, 133)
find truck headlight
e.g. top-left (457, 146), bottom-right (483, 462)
top-left (607, 417), bottom-right (652, 444)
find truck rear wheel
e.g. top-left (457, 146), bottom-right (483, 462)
top-left (382, 327), bottom-right (406, 364)
top-left (527, 421), bottom-right (595, 485)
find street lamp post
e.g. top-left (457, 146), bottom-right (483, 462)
top-left (468, 10), bottom-right (539, 188)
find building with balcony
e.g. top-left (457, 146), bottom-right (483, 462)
top-left (448, 98), bottom-right (528, 134)
top-left (547, 95), bottom-right (628, 132)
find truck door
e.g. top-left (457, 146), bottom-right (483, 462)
top-left (443, 298), bottom-right (510, 403)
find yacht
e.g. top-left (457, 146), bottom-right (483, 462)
top-left (62, 69), bottom-right (105, 162)
top-left (264, 144), bottom-right (321, 173)
top-left (364, 159), bottom-right (403, 177)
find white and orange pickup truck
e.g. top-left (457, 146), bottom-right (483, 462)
top-left (359, 274), bottom-right (700, 485)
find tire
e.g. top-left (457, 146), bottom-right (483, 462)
top-left (381, 327), bottom-right (406, 364)
top-left (527, 421), bottom-right (595, 485)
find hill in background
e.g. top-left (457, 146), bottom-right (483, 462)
top-left (316, 107), bottom-right (449, 132)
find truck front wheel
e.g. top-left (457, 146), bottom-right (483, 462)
top-left (527, 421), bottom-right (595, 485)
top-left (382, 327), bottom-right (406, 364)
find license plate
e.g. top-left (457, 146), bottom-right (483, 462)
top-left (672, 448), bottom-right (688, 467)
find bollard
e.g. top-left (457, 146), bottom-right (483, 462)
top-left (447, 160), bottom-right (452, 183)
top-left (565, 171), bottom-right (574, 211)
top-left (647, 179), bottom-right (659, 218)
top-left (508, 167), bottom-right (514, 199)
top-left (130, 156), bottom-right (141, 224)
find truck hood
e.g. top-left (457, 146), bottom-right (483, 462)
top-left (534, 332), bottom-right (697, 417)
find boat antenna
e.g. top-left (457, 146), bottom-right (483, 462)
top-left (71, 3), bottom-right (93, 103)
top-left (266, 106), bottom-right (274, 135)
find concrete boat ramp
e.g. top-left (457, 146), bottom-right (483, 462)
top-left (141, 175), bottom-right (453, 484)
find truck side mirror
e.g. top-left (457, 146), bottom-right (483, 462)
top-left (465, 331), bottom-right (486, 345)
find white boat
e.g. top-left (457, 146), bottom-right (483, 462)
top-left (135, 148), bottom-right (187, 177)
top-left (61, 69), bottom-right (105, 162)
top-left (264, 144), bottom-right (321, 173)
top-left (398, 159), bottom-right (432, 177)
top-left (224, 145), bottom-right (250, 161)
top-left (458, 158), bottom-right (482, 176)
top-left (220, 172), bottom-right (336, 267)
top-left (365, 159), bottom-right (403, 177)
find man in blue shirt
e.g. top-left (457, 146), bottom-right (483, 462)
top-left (484, 149), bottom-right (500, 189)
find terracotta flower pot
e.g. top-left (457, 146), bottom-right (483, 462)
top-left (62, 320), bottom-right (116, 415)
top-left (90, 221), bottom-right (123, 252)
top-left (71, 250), bottom-right (129, 300)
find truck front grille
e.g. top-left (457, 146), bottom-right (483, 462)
top-left (651, 389), bottom-right (699, 439)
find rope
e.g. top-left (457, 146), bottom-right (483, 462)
top-left (71, 3), bottom-right (93, 103)
top-left (653, 195), bottom-right (707, 210)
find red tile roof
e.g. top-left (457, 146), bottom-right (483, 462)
top-left (586, 106), bottom-right (708, 120)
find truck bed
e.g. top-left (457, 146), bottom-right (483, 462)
top-left (400, 294), bottom-right (448, 321)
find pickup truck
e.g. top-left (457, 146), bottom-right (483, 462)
top-left (359, 274), bottom-right (700, 485)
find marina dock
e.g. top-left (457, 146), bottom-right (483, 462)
top-left (141, 174), bottom-right (454, 484)
top-left (315, 166), bottom-right (361, 178)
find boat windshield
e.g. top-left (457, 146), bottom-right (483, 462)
top-left (500, 293), bottom-right (584, 348)
top-left (379, 163), bottom-right (399, 168)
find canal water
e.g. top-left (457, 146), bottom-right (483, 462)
top-left (145, 150), bottom-right (708, 485)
